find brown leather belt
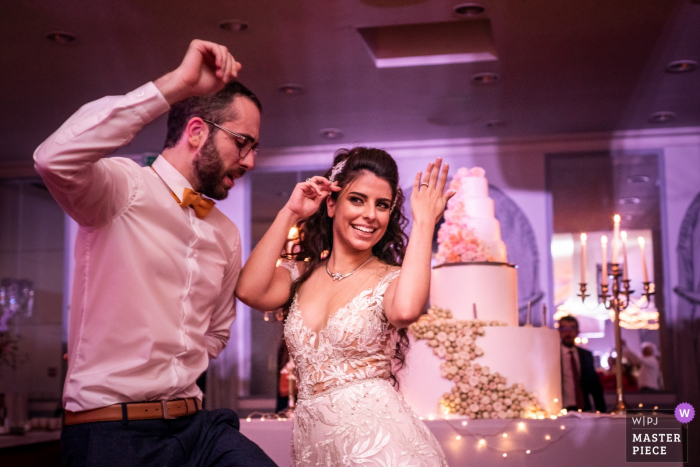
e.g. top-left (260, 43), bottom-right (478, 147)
top-left (64, 398), bottom-right (202, 426)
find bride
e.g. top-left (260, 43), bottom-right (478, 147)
top-left (236, 147), bottom-right (453, 466)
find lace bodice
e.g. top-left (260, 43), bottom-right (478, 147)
top-left (280, 261), bottom-right (401, 399)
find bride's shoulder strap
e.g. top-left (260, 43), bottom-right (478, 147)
top-left (375, 267), bottom-right (401, 296)
top-left (278, 259), bottom-right (301, 282)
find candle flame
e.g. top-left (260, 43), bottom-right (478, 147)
top-left (288, 226), bottom-right (299, 239)
top-left (638, 237), bottom-right (645, 246)
top-left (621, 231), bottom-right (627, 240)
top-left (601, 236), bottom-right (608, 245)
top-left (581, 233), bottom-right (587, 243)
top-left (614, 214), bottom-right (621, 223)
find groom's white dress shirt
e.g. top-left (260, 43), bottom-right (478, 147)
top-left (34, 82), bottom-right (241, 412)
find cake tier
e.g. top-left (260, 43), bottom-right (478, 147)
top-left (483, 239), bottom-right (507, 263)
top-left (399, 327), bottom-right (563, 418)
top-left (460, 197), bottom-right (494, 218)
top-left (460, 177), bottom-right (488, 197)
top-left (431, 263), bottom-right (517, 325)
top-left (467, 217), bottom-right (502, 241)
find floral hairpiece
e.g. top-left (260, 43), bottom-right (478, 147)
top-left (328, 160), bottom-right (347, 183)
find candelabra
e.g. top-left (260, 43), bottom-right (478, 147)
top-left (578, 264), bottom-right (654, 414)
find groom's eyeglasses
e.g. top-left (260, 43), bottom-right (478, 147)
top-left (202, 119), bottom-right (259, 159)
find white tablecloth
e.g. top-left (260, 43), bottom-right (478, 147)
top-left (240, 414), bottom-right (683, 466)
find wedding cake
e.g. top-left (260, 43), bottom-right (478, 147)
top-left (399, 168), bottom-right (562, 419)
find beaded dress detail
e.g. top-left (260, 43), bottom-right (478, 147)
top-left (280, 261), bottom-right (448, 467)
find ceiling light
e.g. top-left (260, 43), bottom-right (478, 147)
top-left (648, 111), bottom-right (675, 123)
top-left (472, 72), bottom-right (499, 84)
top-left (619, 197), bottom-right (641, 205)
top-left (485, 120), bottom-right (505, 128)
top-left (320, 128), bottom-right (343, 139)
top-left (46, 31), bottom-right (76, 44)
top-left (627, 175), bottom-right (650, 184)
top-left (666, 60), bottom-right (697, 73)
top-left (218, 20), bottom-right (248, 31)
top-left (454, 3), bottom-right (486, 16)
top-left (278, 84), bottom-right (304, 95)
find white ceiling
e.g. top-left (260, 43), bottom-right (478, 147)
top-left (1, 0), bottom-right (699, 165)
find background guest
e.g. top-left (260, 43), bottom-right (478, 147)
top-left (598, 354), bottom-right (637, 392)
top-left (558, 315), bottom-right (606, 412)
top-left (622, 340), bottom-right (662, 391)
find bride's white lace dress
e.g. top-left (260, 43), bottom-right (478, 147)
top-left (281, 261), bottom-right (448, 467)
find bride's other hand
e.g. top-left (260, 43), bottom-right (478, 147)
top-left (284, 176), bottom-right (341, 220)
top-left (410, 158), bottom-right (455, 225)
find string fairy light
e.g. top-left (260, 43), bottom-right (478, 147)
top-left (244, 412), bottom-right (292, 423)
top-left (441, 414), bottom-right (583, 458)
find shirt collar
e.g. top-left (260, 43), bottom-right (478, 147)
top-left (151, 155), bottom-right (194, 202)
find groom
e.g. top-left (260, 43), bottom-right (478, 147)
top-left (34, 40), bottom-right (276, 466)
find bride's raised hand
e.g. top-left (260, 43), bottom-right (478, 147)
top-left (284, 176), bottom-right (341, 220)
top-left (411, 158), bottom-right (455, 225)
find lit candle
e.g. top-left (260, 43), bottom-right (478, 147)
top-left (580, 233), bottom-right (587, 283)
top-left (601, 236), bottom-right (608, 286)
top-left (612, 215), bottom-right (620, 264)
top-left (621, 231), bottom-right (629, 281)
top-left (638, 237), bottom-right (649, 283)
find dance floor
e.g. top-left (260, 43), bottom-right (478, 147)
top-left (240, 413), bottom-right (683, 466)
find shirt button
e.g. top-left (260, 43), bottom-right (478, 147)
top-left (137, 91), bottom-right (145, 97)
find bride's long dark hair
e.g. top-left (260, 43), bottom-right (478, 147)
top-left (284, 147), bottom-right (411, 383)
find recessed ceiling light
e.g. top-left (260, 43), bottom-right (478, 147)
top-left (485, 120), bottom-right (505, 128)
top-left (472, 72), bottom-right (499, 84)
top-left (649, 111), bottom-right (676, 123)
top-left (218, 20), bottom-right (248, 31)
top-left (46, 31), bottom-right (76, 44)
top-left (454, 3), bottom-right (486, 16)
top-left (666, 60), bottom-right (697, 73)
top-left (278, 84), bottom-right (304, 95)
top-left (619, 197), bottom-right (641, 205)
top-left (320, 128), bottom-right (343, 139)
top-left (627, 175), bottom-right (650, 184)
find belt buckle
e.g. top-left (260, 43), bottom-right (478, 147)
top-left (161, 400), bottom-right (176, 420)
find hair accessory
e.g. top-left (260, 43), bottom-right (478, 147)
top-left (328, 160), bottom-right (347, 183)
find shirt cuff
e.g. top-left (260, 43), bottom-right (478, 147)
top-left (126, 82), bottom-right (171, 124)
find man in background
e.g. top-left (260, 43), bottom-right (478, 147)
top-left (623, 340), bottom-right (662, 391)
top-left (558, 315), bottom-right (606, 412)
top-left (35, 39), bottom-right (275, 466)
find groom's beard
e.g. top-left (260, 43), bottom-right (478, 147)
top-left (193, 135), bottom-right (231, 201)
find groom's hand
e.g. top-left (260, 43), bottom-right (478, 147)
top-left (155, 39), bottom-right (242, 105)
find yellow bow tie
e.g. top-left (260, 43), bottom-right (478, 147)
top-left (172, 188), bottom-right (215, 219)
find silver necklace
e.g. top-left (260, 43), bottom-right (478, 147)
top-left (325, 256), bottom-right (374, 282)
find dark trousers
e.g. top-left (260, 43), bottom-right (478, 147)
top-left (61, 408), bottom-right (277, 467)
